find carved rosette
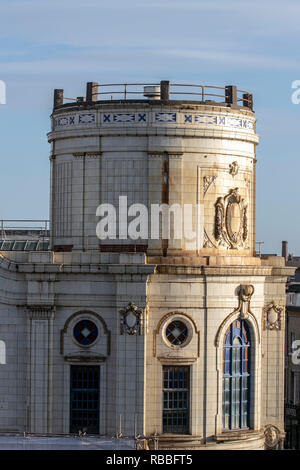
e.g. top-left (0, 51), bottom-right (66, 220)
top-left (120, 302), bottom-right (144, 335)
top-left (263, 302), bottom-right (283, 330)
top-left (214, 187), bottom-right (248, 249)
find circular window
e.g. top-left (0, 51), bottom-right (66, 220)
top-left (73, 320), bottom-right (98, 346)
top-left (165, 320), bottom-right (188, 346)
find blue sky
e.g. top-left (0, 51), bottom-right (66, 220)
top-left (0, 0), bottom-right (300, 255)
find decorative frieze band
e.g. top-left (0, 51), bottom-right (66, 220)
top-left (53, 111), bottom-right (255, 133)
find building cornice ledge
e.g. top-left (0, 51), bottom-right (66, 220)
top-left (155, 265), bottom-right (273, 276)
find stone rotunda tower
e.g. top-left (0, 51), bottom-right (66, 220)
top-left (46, 81), bottom-right (294, 449)
top-left (0, 80), bottom-right (292, 449)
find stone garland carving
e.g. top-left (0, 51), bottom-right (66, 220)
top-left (214, 188), bottom-right (248, 249)
top-left (243, 206), bottom-right (248, 241)
top-left (203, 175), bottom-right (217, 196)
top-left (229, 161), bottom-right (239, 177)
top-left (203, 228), bottom-right (216, 249)
top-left (264, 425), bottom-right (281, 449)
top-left (120, 302), bottom-right (144, 335)
top-left (263, 302), bottom-right (283, 330)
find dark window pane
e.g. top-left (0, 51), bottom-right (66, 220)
top-left (162, 366), bottom-right (189, 434)
top-left (70, 365), bottom-right (100, 434)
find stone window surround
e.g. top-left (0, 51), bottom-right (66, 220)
top-left (162, 317), bottom-right (193, 350)
top-left (153, 311), bottom-right (200, 358)
top-left (60, 310), bottom-right (111, 356)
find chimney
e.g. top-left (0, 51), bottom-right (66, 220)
top-left (282, 240), bottom-right (288, 261)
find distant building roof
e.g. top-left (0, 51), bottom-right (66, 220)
top-left (0, 220), bottom-right (50, 250)
top-left (0, 239), bottom-right (50, 251)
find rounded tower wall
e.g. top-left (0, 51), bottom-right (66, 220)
top-left (48, 84), bottom-right (258, 260)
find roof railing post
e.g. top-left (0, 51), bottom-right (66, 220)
top-left (53, 89), bottom-right (64, 108)
top-left (86, 82), bottom-right (99, 102)
top-left (160, 80), bottom-right (170, 101)
top-left (243, 93), bottom-right (253, 110)
top-left (225, 85), bottom-right (237, 106)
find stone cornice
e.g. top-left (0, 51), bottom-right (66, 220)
top-left (155, 265), bottom-right (273, 276)
top-left (0, 254), bottom-right (19, 273)
top-left (157, 357), bottom-right (198, 364)
top-left (48, 127), bottom-right (259, 145)
top-left (19, 263), bottom-right (156, 275)
top-left (64, 354), bottom-right (106, 363)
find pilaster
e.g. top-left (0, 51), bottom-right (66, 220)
top-left (25, 305), bottom-right (55, 433)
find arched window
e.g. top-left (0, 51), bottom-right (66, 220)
top-left (223, 319), bottom-right (250, 430)
top-left (0, 340), bottom-right (6, 365)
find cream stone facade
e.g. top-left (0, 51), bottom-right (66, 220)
top-left (0, 81), bottom-right (294, 449)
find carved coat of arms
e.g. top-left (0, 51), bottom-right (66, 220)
top-left (214, 188), bottom-right (248, 249)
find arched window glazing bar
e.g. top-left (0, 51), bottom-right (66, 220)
top-left (223, 319), bottom-right (250, 430)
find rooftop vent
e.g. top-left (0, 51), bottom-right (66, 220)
top-left (143, 86), bottom-right (161, 100)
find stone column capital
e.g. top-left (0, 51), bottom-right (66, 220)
top-left (25, 305), bottom-right (56, 320)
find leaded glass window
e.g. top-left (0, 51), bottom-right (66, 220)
top-left (73, 320), bottom-right (98, 346)
top-left (222, 319), bottom-right (250, 430)
top-left (165, 321), bottom-right (188, 346)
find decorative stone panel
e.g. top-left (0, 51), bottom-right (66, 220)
top-left (263, 302), bottom-right (283, 330)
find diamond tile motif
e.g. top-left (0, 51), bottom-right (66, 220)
top-left (113, 113), bottom-right (135, 123)
top-left (155, 112), bottom-right (176, 122)
top-left (78, 113), bottom-right (96, 124)
top-left (54, 113), bottom-right (96, 128)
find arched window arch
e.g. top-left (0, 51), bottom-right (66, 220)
top-left (223, 319), bottom-right (250, 430)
